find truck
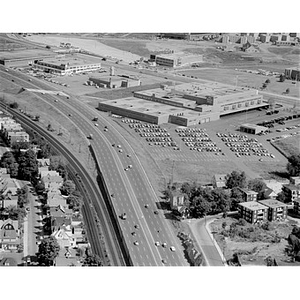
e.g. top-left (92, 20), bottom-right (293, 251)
top-left (93, 117), bottom-right (98, 121)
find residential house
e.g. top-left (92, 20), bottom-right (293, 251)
top-left (212, 174), bottom-right (227, 188)
top-left (47, 191), bottom-right (67, 208)
top-left (0, 177), bottom-right (20, 197)
top-left (37, 158), bottom-right (50, 167)
top-left (258, 199), bottom-right (287, 221)
top-left (263, 179), bottom-right (289, 198)
top-left (170, 191), bottom-right (185, 210)
top-left (0, 218), bottom-right (20, 250)
top-left (238, 201), bottom-right (268, 224)
top-left (239, 188), bottom-right (258, 202)
top-left (51, 224), bottom-right (76, 248)
top-left (6, 131), bottom-right (30, 145)
top-left (0, 194), bottom-right (18, 208)
top-left (49, 205), bottom-right (72, 233)
top-left (41, 173), bottom-right (63, 189)
top-left (264, 187), bottom-right (277, 199)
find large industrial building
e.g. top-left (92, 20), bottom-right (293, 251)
top-left (98, 97), bottom-right (219, 126)
top-left (149, 52), bottom-right (203, 68)
top-left (33, 54), bottom-right (102, 75)
top-left (98, 81), bottom-right (268, 126)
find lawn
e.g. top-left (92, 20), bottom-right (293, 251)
top-left (273, 136), bottom-right (300, 157)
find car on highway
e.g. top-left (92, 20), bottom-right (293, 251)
top-left (124, 168), bottom-right (128, 171)
top-left (119, 149), bottom-right (123, 153)
top-left (121, 213), bottom-right (127, 220)
top-left (128, 165), bottom-right (132, 169)
top-left (170, 246), bottom-right (176, 252)
top-left (117, 145), bottom-right (122, 148)
top-left (11, 79), bottom-right (14, 82)
top-left (131, 232), bottom-right (136, 236)
top-left (28, 79), bottom-right (32, 81)
top-left (127, 154), bottom-right (131, 158)
top-left (68, 113), bottom-right (72, 117)
top-left (162, 259), bottom-right (167, 264)
top-left (54, 99), bottom-right (58, 102)
top-left (104, 128), bottom-right (108, 132)
top-left (133, 241), bottom-right (139, 246)
top-left (154, 211), bottom-right (159, 215)
top-left (162, 243), bottom-right (167, 248)
top-left (145, 204), bottom-right (149, 208)
top-left (112, 144), bottom-right (115, 147)
top-left (26, 207), bottom-right (30, 212)
top-left (155, 241), bottom-right (160, 246)
top-left (95, 123), bottom-right (99, 127)
top-left (134, 224), bottom-right (139, 229)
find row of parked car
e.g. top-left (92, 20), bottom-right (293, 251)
top-left (257, 114), bottom-right (300, 128)
top-left (217, 132), bottom-right (275, 159)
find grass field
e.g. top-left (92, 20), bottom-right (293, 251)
top-left (273, 136), bottom-right (300, 157)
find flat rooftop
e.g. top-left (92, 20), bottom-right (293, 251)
top-left (258, 199), bottom-right (287, 208)
top-left (36, 54), bottom-right (102, 66)
top-left (241, 123), bottom-right (269, 130)
top-left (99, 97), bottom-right (204, 118)
top-left (136, 81), bottom-right (258, 101)
top-left (239, 201), bottom-right (267, 211)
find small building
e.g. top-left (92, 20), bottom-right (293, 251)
top-left (258, 199), bottom-right (287, 221)
top-left (212, 174), bottom-right (227, 188)
top-left (0, 219), bottom-right (20, 250)
top-left (285, 67), bottom-right (300, 81)
top-left (240, 123), bottom-right (268, 135)
top-left (239, 188), bottom-right (258, 202)
top-left (238, 201), bottom-right (268, 224)
top-left (170, 191), bottom-right (185, 210)
top-left (282, 184), bottom-right (300, 203)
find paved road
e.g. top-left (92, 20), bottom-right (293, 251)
top-left (1, 68), bottom-right (188, 266)
top-left (184, 217), bottom-right (224, 266)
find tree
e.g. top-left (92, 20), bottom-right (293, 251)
top-left (276, 190), bottom-right (290, 203)
top-left (9, 102), bottom-right (18, 109)
top-left (279, 74), bottom-right (286, 82)
top-left (35, 181), bottom-right (45, 194)
top-left (67, 193), bottom-right (83, 210)
top-left (11, 141), bottom-right (30, 151)
top-left (17, 185), bottom-right (29, 208)
top-left (49, 156), bottom-right (68, 178)
top-left (0, 151), bottom-right (18, 177)
top-left (286, 154), bottom-right (300, 176)
top-left (189, 196), bottom-right (212, 218)
top-left (37, 236), bottom-right (60, 266)
top-left (225, 171), bottom-right (247, 189)
top-left (82, 253), bottom-right (103, 266)
top-left (265, 79), bottom-right (271, 84)
top-left (3, 206), bottom-right (26, 222)
top-left (60, 180), bottom-right (76, 196)
top-left (247, 178), bottom-right (267, 200)
top-left (17, 149), bottom-right (38, 181)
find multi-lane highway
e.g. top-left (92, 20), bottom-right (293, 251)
top-left (0, 67), bottom-right (188, 266)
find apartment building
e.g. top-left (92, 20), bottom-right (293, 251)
top-left (282, 183), bottom-right (300, 203)
top-left (238, 201), bottom-right (268, 224)
top-left (239, 188), bottom-right (258, 202)
top-left (258, 199), bottom-right (287, 221)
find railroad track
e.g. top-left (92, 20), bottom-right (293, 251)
top-left (0, 101), bottom-right (127, 266)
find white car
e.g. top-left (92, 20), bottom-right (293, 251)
top-left (155, 241), bottom-right (160, 247)
top-left (128, 165), bottom-right (132, 169)
top-left (133, 241), bottom-right (139, 246)
top-left (170, 246), bottom-right (176, 252)
top-left (119, 149), bottom-right (123, 153)
top-left (117, 145), bottom-right (122, 148)
top-left (95, 123), bottom-right (99, 127)
top-left (162, 243), bottom-right (167, 248)
top-left (104, 128), bottom-right (108, 132)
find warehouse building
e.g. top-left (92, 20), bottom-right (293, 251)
top-left (33, 54), bottom-right (101, 75)
top-left (89, 75), bottom-right (141, 89)
top-left (98, 97), bottom-right (219, 126)
top-left (150, 52), bottom-right (203, 68)
top-left (0, 49), bottom-right (55, 67)
top-left (134, 82), bottom-right (268, 116)
top-left (240, 123), bottom-right (269, 135)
